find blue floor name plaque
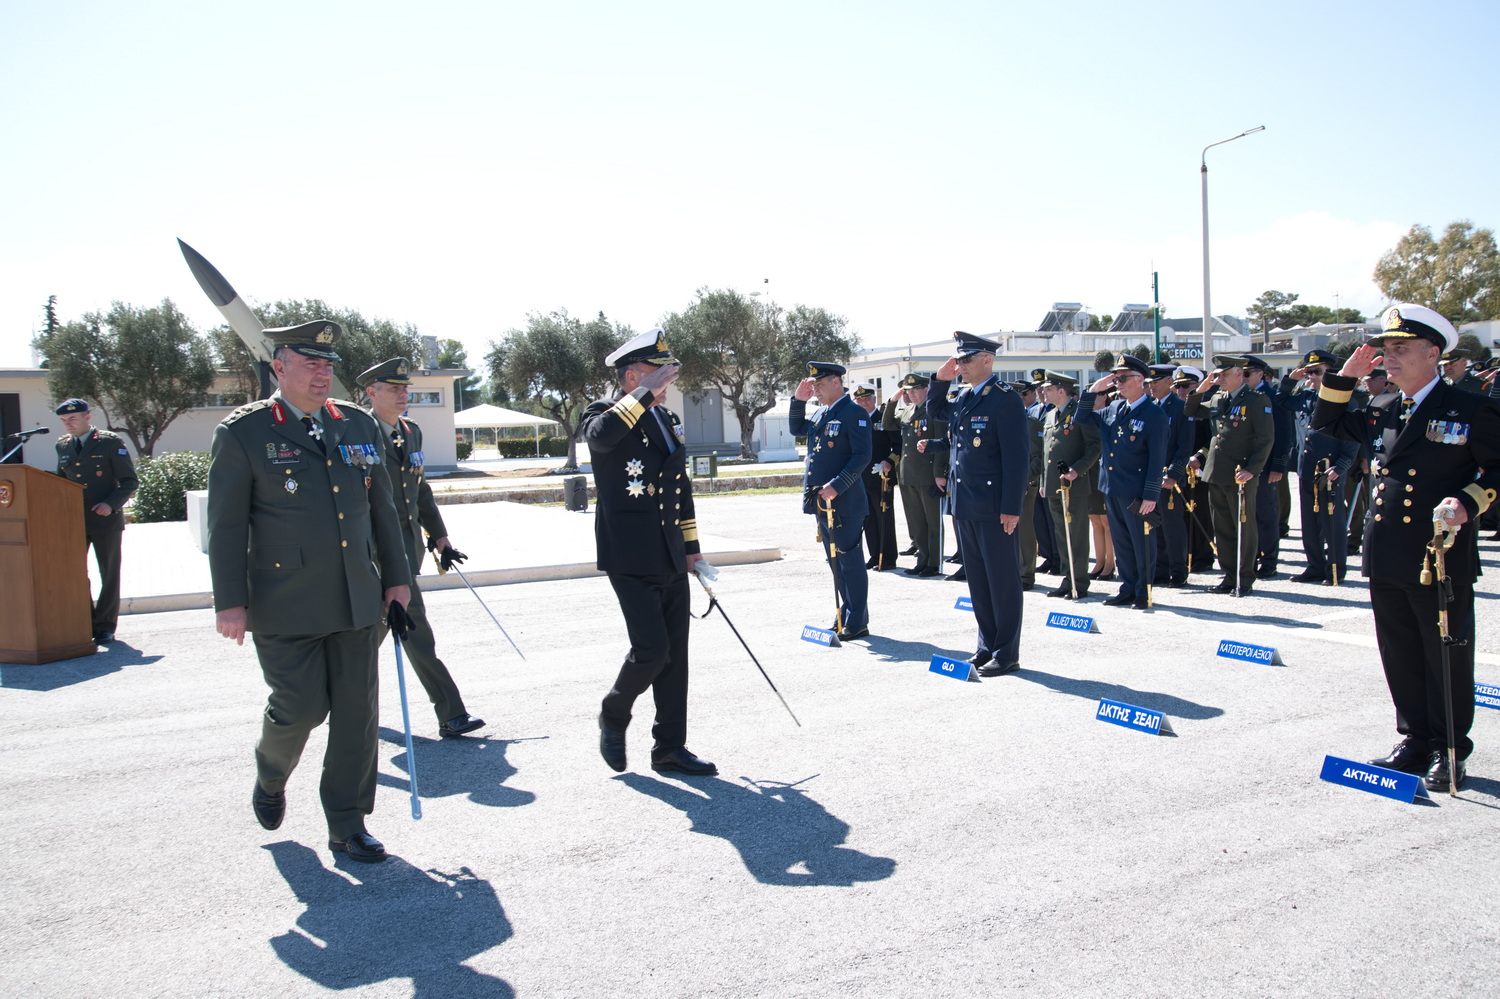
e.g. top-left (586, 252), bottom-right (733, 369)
top-left (1319, 755), bottom-right (1429, 802)
top-left (1477, 683), bottom-right (1500, 710)
top-left (1216, 640), bottom-right (1284, 666)
top-left (955, 596), bottom-right (973, 612)
top-left (1095, 698), bottom-right (1173, 735)
top-left (1046, 612), bottom-right (1099, 634)
top-left (929, 654), bottom-right (979, 682)
top-left (800, 625), bottom-right (839, 648)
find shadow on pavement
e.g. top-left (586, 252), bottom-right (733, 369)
top-left (860, 635), bottom-right (972, 665)
top-left (0, 640), bottom-right (163, 691)
top-left (1018, 668), bottom-right (1225, 720)
top-left (264, 841), bottom-right (513, 997)
top-left (377, 728), bottom-right (540, 808)
top-left (1159, 599), bottom-right (1371, 627)
top-left (616, 773), bottom-right (897, 886)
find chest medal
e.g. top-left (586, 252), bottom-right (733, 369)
top-left (285, 478), bottom-right (298, 494)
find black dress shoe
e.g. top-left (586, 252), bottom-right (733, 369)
top-left (652, 748), bottom-right (718, 776)
top-left (1424, 750), bottom-right (1466, 792)
top-left (1021, 581), bottom-right (1034, 591)
top-left (1133, 600), bottom-right (1151, 611)
top-left (440, 713), bottom-right (485, 738)
top-left (901, 545), bottom-right (919, 556)
top-left (945, 555), bottom-right (962, 564)
top-left (903, 566), bottom-right (925, 576)
top-left (865, 556), bottom-right (880, 569)
top-left (1046, 584), bottom-right (1072, 598)
top-left (918, 567), bottom-right (940, 577)
top-left (330, 831), bottom-right (387, 863)
top-left (598, 714), bottom-right (627, 773)
top-left (1255, 566), bottom-right (1278, 580)
top-left (1036, 561), bottom-right (1059, 575)
top-left (1102, 593), bottom-right (1134, 607)
top-left (966, 651), bottom-right (992, 668)
top-left (1210, 579), bottom-right (1235, 594)
top-left (945, 569), bottom-right (966, 581)
top-left (977, 660), bottom-right (1020, 677)
top-left (1290, 570), bottom-right (1327, 583)
top-left (1167, 576), bottom-right (1187, 587)
top-left (252, 782), bottom-right (285, 831)
top-left (838, 626), bottom-right (871, 641)
top-left (93, 633), bottom-right (114, 644)
top-left (1369, 738), bottom-right (1429, 775)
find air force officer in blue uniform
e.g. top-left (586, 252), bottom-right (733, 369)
top-left (790, 362), bottom-right (872, 640)
top-left (928, 332), bottom-right (1030, 675)
top-left (1078, 354), bottom-right (1170, 609)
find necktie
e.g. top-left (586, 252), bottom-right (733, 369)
top-left (74, 437), bottom-right (83, 455)
top-left (654, 409), bottom-right (677, 454)
top-left (1399, 398), bottom-right (1415, 425)
top-left (392, 429), bottom-right (406, 464)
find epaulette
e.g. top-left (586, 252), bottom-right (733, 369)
top-left (222, 399), bottom-right (274, 426)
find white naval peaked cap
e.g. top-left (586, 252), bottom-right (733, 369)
top-left (1376, 304), bottom-right (1459, 353)
top-left (606, 327), bottom-right (679, 367)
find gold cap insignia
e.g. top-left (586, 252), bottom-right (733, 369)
top-left (808, 363), bottom-right (818, 377)
top-left (316, 324), bottom-right (335, 344)
top-left (396, 360), bottom-right (408, 375)
top-left (1384, 308), bottom-right (1402, 332)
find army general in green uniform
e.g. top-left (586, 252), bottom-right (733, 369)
top-left (208, 321), bottom-right (411, 863)
top-left (1038, 373), bottom-right (1099, 600)
top-left (54, 398), bottom-right (138, 643)
top-left (358, 357), bottom-right (484, 739)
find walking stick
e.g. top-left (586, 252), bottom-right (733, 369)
top-left (1421, 518), bottom-right (1463, 796)
top-left (429, 541), bottom-right (526, 659)
top-left (387, 602), bottom-right (423, 820)
top-left (816, 495), bottom-right (845, 633)
top-left (1236, 466), bottom-right (1247, 598)
top-left (690, 566), bottom-right (801, 727)
top-left (1059, 468), bottom-right (1080, 599)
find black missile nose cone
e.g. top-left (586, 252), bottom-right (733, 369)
top-left (177, 238), bottom-right (239, 308)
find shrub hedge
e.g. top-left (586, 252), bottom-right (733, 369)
top-left (131, 450), bottom-right (210, 523)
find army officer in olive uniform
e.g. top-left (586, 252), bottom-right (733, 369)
top-left (358, 357), bottom-right (484, 739)
top-left (582, 328), bottom-right (716, 777)
top-left (54, 398), bottom-right (137, 643)
top-left (791, 361), bottom-right (872, 640)
top-left (209, 320), bottom-right (411, 864)
top-left (1185, 355), bottom-right (1275, 596)
top-left (1039, 372), bottom-right (1099, 600)
top-left (883, 372), bottom-right (948, 577)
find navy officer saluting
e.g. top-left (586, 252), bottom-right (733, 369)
top-left (790, 361), bottom-right (872, 640)
top-left (581, 328), bottom-right (716, 777)
top-left (1312, 304), bottom-right (1500, 791)
top-left (928, 332), bottom-right (1030, 675)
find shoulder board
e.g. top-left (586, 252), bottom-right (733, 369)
top-left (56, 434), bottom-right (71, 443)
top-left (95, 429), bottom-right (120, 440)
top-left (398, 416), bottom-right (417, 434)
top-left (324, 399), bottom-right (345, 420)
top-left (223, 399), bottom-right (274, 426)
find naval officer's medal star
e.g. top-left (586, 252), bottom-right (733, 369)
top-left (626, 458), bottom-right (644, 476)
top-left (627, 478), bottom-right (646, 498)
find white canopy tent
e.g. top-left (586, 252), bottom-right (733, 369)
top-left (452, 403), bottom-right (561, 457)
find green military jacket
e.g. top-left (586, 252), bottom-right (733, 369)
top-left (1041, 398), bottom-right (1101, 494)
top-left (1185, 384), bottom-right (1276, 484)
top-left (54, 426), bottom-right (138, 534)
top-left (371, 412), bottom-right (448, 573)
top-left (881, 398), bottom-right (948, 488)
top-left (207, 394), bottom-right (411, 635)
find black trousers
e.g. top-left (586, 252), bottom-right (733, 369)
top-left (1298, 473), bottom-right (1349, 580)
top-left (1370, 579), bottom-right (1475, 760)
top-left (861, 475), bottom-right (899, 568)
top-left (86, 529), bottom-right (123, 635)
top-left (374, 579), bottom-right (468, 724)
top-left (604, 572), bottom-right (690, 753)
top-left (956, 519), bottom-right (1022, 665)
top-left (1255, 470), bottom-right (1281, 567)
top-left (1155, 485), bottom-right (1189, 581)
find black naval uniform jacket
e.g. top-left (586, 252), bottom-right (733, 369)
top-left (54, 427), bottom-right (138, 534)
top-left (207, 397), bottom-right (411, 634)
top-left (580, 387), bottom-right (700, 575)
top-left (372, 413), bottom-right (448, 573)
top-left (1313, 373), bottom-right (1500, 584)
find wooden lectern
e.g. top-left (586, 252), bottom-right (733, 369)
top-left (0, 465), bottom-right (96, 664)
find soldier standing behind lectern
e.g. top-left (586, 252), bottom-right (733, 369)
top-left (882, 372), bottom-right (947, 577)
top-left (54, 398), bottom-right (137, 644)
top-left (790, 361), bottom-right (872, 640)
top-left (581, 328), bottom-right (716, 777)
top-left (1039, 373), bottom-right (1098, 599)
top-left (853, 383), bottom-right (899, 571)
top-left (208, 320), bottom-right (412, 864)
top-left (357, 357), bottom-right (485, 739)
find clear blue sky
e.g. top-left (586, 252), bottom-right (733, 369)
top-left (3, 0), bottom-right (1496, 369)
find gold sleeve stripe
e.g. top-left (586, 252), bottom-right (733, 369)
top-left (1463, 482), bottom-right (1495, 515)
top-left (1318, 384), bottom-right (1353, 405)
top-left (681, 519), bottom-right (699, 542)
top-left (609, 396), bottom-right (644, 428)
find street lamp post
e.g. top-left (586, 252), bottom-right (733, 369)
top-left (1201, 125), bottom-right (1265, 365)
